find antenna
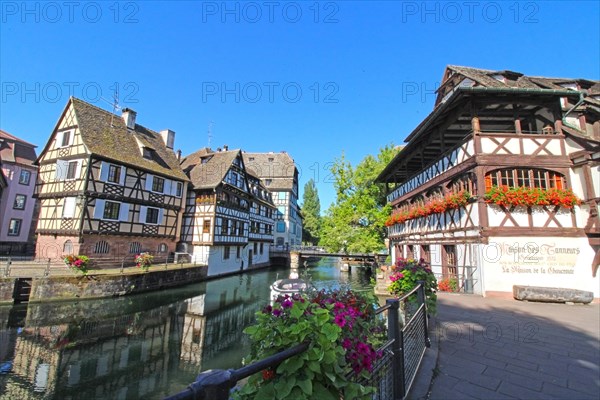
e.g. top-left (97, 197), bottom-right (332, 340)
top-left (207, 121), bottom-right (214, 148)
top-left (100, 87), bottom-right (120, 127)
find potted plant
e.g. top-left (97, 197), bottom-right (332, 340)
top-left (64, 255), bottom-right (89, 275)
top-left (234, 289), bottom-right (385, 399)
top-left (134, 252), bottom-right (154, 271)
top-left (387, 258), bottom-right (438, 316)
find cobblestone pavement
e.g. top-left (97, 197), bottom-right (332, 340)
top-left (426, 293), bottom-right (600, 400)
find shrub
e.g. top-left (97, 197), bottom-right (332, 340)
top-left (64, 255), bottom-right (89, 275)
top-left (387, 258), bottom-right (437, 315)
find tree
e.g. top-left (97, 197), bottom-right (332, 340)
top-left (301, 179), bottom-right (321, 245)
top-left (319, 144), bottom-right (399, 254)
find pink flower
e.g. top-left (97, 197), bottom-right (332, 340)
top-left (334, 314), bottom-right (346, 327)
top-left (281, 299), bottom-right (293, 309)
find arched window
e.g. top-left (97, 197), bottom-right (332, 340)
top-left (485, 168), bottom-right (566, 191)
top-left (63, 240), bottom-right (73, 254)
top-left (158, 243), bottom-right (168, 253)
top-left (129, 242), bottom-right (142, 254)
top-left (94, 241), bottom-right (110, 254)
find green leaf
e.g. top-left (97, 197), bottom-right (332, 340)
top-left (290, 303), bottom-right (303, 319)
top-left (274, 376), bottom-right (295, 398)
top-left (297, 378), bottom-right (313, 396)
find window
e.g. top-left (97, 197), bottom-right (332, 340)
top-left (59, 130), bottom-right (73, 147)
top-left (152, 176), bottom-right (165, 193)
top-left (224, 246), bottom-right (230, 260)
top-left (142, 147), bottom-right (154, 159)
top-left (276, 221), bottom-right (286, 233)
top-left (203, 219), bottom-right (211, 233)
top-left (94, 240), bottom-right (110, 254)
top-left (236, 246), bottom-right (241, 259)
top-left (103, 201), bottom-right (121, 220)
top-left (63, 240), bottom-right (73, 254)
top-left (485, 169), bottom-right (567, 191)
top-left (66, 161), bottom-right (78, 180)
top-left (8, 219), bottom-right (21, 236)
top-left (146, 207), bottom-right (160, 224)
top-left (421, 245), bottom-right (430, 262)
top-left (56, 160), bottom-right (80, 181)
top-left (265, 179), bottom-right (272, 186)
top-left (260, 243), bottom-right (264, 254)
top-left (253, 242), bottom-right (258, 254)
top-left (19, 170), bottom-right (31, 185)
top-left (176, 182), bottom-right (183, 197)
top-left (444, 245), bottom-right (457, 277)
top-left (108, 165), bottom-right (122, 183)
top-left (62, 197), bottom-right (76, 218)
top-left (158, 243), bottom-right (168, 253)
top-left (129, 242), bottom-right (142, 254)
top-left (13, 194), bottom-right (26, 210)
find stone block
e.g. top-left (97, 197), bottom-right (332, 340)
top-left (513, 285), bottom-right (593, 304)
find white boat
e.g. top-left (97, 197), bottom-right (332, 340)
top-left (270, 278), bottom-right (309, 301)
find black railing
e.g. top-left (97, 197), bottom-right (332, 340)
top-left (165, 282), bottom-right (431, 400)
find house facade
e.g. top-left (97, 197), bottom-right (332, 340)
top-left (242, 152), bottom-right (302, 249)
top-left (377, 66), bottom-right (600, 299)
top-left (0, 130), bottom-right (39, 255)
top-left (34, 97), bottom-right (188, 264)
top-left (179, 147), bottom-right (275, 276)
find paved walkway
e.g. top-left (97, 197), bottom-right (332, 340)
top-left (424, 293), bottom-right (600, 400)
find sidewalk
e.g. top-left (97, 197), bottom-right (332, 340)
top-left (422, 293), bottom-right (600, 400)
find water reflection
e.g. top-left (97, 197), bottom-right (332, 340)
top-left (0, 259), bottom-right (373, 399)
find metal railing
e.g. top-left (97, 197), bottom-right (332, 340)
top-left (432, 265), bottom-right (477, 294)
top-left (165, 282), bottom-right (431, 400)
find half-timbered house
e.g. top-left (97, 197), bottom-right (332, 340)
top-left (180, 147), bottom-right (275, 276)
top-left (242, 152), bottom-right (302, 249)
top-left (377, 66), bottom-right (600, 300)
top-left (34, 97), bottom-right (188, 264)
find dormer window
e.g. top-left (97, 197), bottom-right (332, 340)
top-left (142, 147), bottom-right (154, 160)
top-left (492, 74), bottom-right (506, 83)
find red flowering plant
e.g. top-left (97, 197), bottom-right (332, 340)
top-left (64, 255), bottom-right (89, 275)
top-left (437, 277), bottom-right (459, 292)
top-left (388, 258), bottom-right (438, 316)
top-left (235, 289), bottom-right (386, 400)
top-left (386, 190), bottom-right (472, 226)
top-left (484, 186), bottom-right (581, 209)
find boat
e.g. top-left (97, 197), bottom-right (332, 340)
top-left (270, 278), bottom-right (309, 301)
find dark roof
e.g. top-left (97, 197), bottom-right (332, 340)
top-left (442, 65), bottom-right (600, 94)
top-left (45, 98), bottom-right (187, 180)
top-left (0, 129), bottom-right (37, 166)
top-left (181, 148), bottom-right (241, 190)
top-left (242, 152), bottom-right (297, 191)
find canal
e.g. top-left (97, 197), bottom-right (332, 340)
top-left (0, 258), bottom-right (374, 399)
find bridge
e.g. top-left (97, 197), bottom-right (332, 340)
top-left (270, 246), bottom-right (388, 270)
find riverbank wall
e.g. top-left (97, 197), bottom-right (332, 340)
top-left (0, 260), bottom-right (284, 305)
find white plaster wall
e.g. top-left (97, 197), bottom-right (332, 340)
top-left (479, 236), bottom-right (599, 298)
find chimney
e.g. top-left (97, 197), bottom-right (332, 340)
top-left (122, 108), bottom-right (137, 130)
top-left (160, 129), bottom-right (175, 149)
top-left (223, 144), bottom-right (229, 151)
top-left (177, 149), bottom-right (182, 160)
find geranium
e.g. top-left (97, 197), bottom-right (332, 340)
top-left (64, 255), bottom-right (89, 275)
top-left (484, 186), bottom-right (581, 209)
top-left (235, 289), bottom-right (386, 400)
top-left (388, 258), bottom-right (438, 315)
top-left (134, 252), bottom-right (154, 271)
top-left (386, 190), bottom-right (472, 226)
top-left (438, 277), bottom-right (459, 292)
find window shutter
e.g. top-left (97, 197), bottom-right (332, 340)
top-left (55, 160), bottom-right (67, 180)
top-left (94, 199), bottom-right (105, 219)
top-left (75, 160), bottom-right (83, 180)
top-left (62, 197), bottom-right (76, 218)
top-left (139, 206), bottom-right (147, 223)
top-left (164, 179), bottom-right (172, 195)
top-left (99, 162), bottom-right (109, 182)
top-left (119, 166), bottom-right (126, 186)
top-left (119, 203), bottom-right (130, 221)
top-left (158, 208), bottom-right (164, 224)
top-left (145, 174), bottom-right (153, 191)
top-left (56, 131), bottom-right (64, 148)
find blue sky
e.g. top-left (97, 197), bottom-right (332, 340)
top-left (1, 1), bottom-right (599, 210)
